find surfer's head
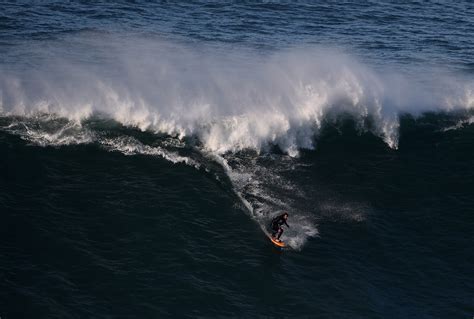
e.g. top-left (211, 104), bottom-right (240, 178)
top-left (283, 212), bottom-right (289, 219)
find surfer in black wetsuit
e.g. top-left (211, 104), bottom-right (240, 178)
top-left (270, 212), bottom-right (289, 241)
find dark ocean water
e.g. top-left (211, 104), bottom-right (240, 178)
top-left (1, 1), bottom-right (474, 318)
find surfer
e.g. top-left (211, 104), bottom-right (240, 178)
top-left (270, 212), bottom-right (289, 242)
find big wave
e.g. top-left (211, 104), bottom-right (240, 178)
top-left (2, 34), bottom-right (474, 249)
top-left (1, 34), bottom-right (473, 156)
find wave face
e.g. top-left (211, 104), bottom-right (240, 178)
top-left (1, 109), bottom-right (473, 317)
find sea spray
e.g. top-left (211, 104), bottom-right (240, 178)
top-left (2, 35), bottom-right (473, 155)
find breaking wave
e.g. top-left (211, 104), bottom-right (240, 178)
top-left (1, 34), bottom-right (473, 156)
top-left (2, 34), bottom-right (474, 249)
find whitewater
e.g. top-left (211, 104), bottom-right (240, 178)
top-left (2, 35), bottom-right (474, 153)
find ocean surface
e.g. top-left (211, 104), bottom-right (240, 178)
top-left (1, 1), bottom-right (473, 318)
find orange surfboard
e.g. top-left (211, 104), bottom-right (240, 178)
top-left (269, 235), bottom-right (286, 248)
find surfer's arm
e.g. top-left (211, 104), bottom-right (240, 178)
top-left (284, 221), bottom-right (289, 228)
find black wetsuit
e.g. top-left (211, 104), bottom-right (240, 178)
top-left (270, 214), bottom-right (289, 239)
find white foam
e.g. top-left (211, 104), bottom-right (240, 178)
top-left (1, 116), bottom-right (94, 146)
top-left (318, 201), bottom-right (369, 223)
top-left (0, 116), bottom-right (198, 168)
top-left (100, 136), bottom-right (198, 167)
top-left (442, 115), bottom-right (474, 132)
top-left (2, 35), bottom-right (473, 156)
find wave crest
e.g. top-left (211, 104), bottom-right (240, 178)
top-left (1, 35), bottom-right (473, 155)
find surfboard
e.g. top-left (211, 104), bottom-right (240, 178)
top-left (268, 235), bottom-right (286, 248)
top-left (262, 228), bottom-right (286, 248)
